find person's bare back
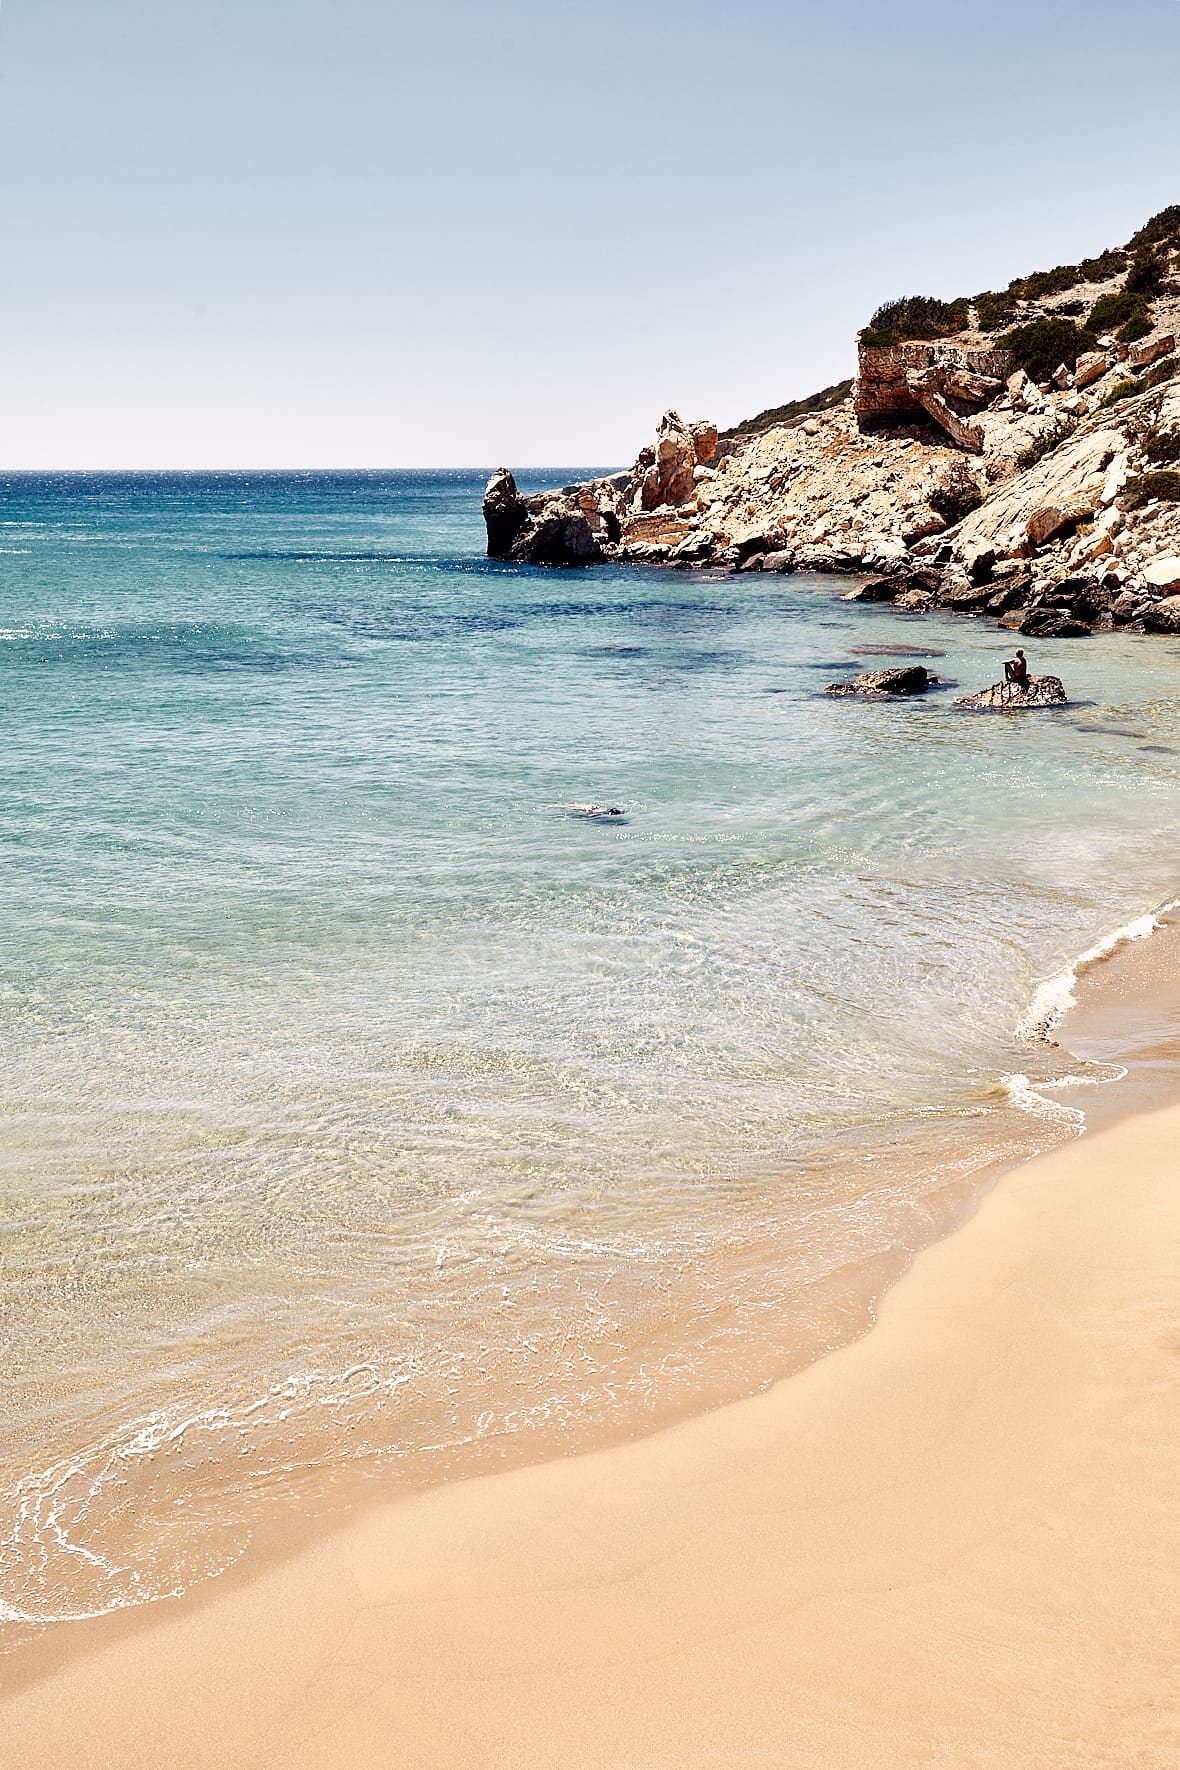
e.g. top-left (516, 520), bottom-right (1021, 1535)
top-left (1004, 647), bottom-right (1030, 691)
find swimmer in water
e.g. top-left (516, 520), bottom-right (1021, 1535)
top-left (560, 804), bottom-right (626, 819)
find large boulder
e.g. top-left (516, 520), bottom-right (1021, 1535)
top-left (825, 666), bottom-right (933, 698)
top-left (1142, 556), bottom-right (1180, 590)
top-left (761, 549), bottom-right (796, 574)
top-left (1128, 332), bottom-right (1175, 369)
top-left (636, 410), bottom-right (716, 510)
top-left (483, 467), bottom-right (530, 558)
top-left (1026, 499), bottom-right (1095, 549)
top-left (1073, 350), bottom-right (1110, 390)
top-left (842, 577), bottom-right (898, 602)
top-left (955, 675), bottom-right (1067, 710)
top-left (955, 429), bottom-right (1123, 554)
top-left (482, 469), bottom-right (601, 567)
top-left (522, 511), bottom-right (601, 567)
top-left (1141, 595), bottom-right (1180, 634)
top-left (1019, 609), bottom-right (1093, 638)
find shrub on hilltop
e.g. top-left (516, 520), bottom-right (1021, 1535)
top-left (975, 247), bottom-right (1128, 324)
top-left (860, 295), bottom-right (969, 346)
top-left (1088, 289), bottom-right (1147, 332)
top-left (975, 290), bottom-right (1017, 331)
top-left (718, 378), bottom-right (854, 447)
top-left (1125, 247), bottom-right (1167, 297)
top-left (997, 316), bottom-right (1098, 381)
top-left (1128, 205), bottom-right (1180, 251)
top-left (1087, 288), bottom-right (1155, 343)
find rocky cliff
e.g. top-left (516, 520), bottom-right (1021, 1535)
top-left (485, 207), bottom-right (1180, 631)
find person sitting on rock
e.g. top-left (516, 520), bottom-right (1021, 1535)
top-left (1004, 648), bottom-right (1030, 692)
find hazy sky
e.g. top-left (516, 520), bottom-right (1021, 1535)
top-left (1, 0), bottom-right (1177, 467)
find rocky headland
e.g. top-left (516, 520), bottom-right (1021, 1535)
top-left (484, 206), bottom-right (1180, 636)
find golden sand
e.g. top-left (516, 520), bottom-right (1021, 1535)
top-left (4, 1078), bottom-right (1179, 1766)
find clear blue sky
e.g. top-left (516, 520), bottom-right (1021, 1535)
top-left (1, 0), bottom-right (1177, 467)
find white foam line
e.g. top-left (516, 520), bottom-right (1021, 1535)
top-left (1019, 898), bottom-right (1180, 1043)
top-left (1001, 1072), bottom-right (1088, 1131)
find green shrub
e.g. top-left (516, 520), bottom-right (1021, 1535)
top-left (1100, 377), bottom-right (1144, 408)
top-left (1144, 355), bottom-right (1177, 389)
top-left (1117, 309), bottom-right (1153, 343)
top-left (984, 249), bottom-right (1126, 311)
top-left (1121, 470), bottom-right (1180, 507)
top-left (862, 295), bottom-right (968, 344)
top-left (1125, 247), bottom-right (1166, 297)
top-left (1075, 247), bottom-right (1128, 283)
top-left (1142, 427), bottom-right (1180, 465)
top-left (1015, 416), bottom-right (1078, 471)
top-left (1129, 206), bottom-right (1180, 251)
top-left (997, 316), bottom-right (1098, 381)
top-left (1088, 290), bottom-right (1150, 334)
top-left (928, 482), bottom-right (983, 525)
top-left (975, 291), bottom-right (1016, 331)
top-left (719, 378), bottom-right (854, 446)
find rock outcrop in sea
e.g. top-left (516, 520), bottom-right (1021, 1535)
top-left (955, 675), bottom-right (1068, 710)
top-left (825, 666), bottom-right (936, 698)
top-left (484, 206), bottom-right (1180, 634)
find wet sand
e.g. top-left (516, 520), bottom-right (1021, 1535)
top-left (3, 1036), bottom-right (1179, 1763)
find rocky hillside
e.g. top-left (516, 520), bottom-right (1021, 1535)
top-left (485, 206), bottom-right (1180, 635)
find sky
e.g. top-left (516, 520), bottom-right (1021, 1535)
top-left (0, 0), bottom-right (1177, 467)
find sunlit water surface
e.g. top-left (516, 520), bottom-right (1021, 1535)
top-left (2, 469), bottom-right (1179, 1636)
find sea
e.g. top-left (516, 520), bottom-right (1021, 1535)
top-left (2, 468), bottom-right (1179, 1645)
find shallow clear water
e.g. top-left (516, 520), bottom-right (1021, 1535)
top-left (2, 469), bottom-right (1179, 1634)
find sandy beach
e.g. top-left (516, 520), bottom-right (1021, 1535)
top-left (4, 1069), bottom-right (1179, 1767)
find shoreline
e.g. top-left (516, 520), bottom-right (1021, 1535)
top-left (4, 898), bottom-right (1170, 1665)
top-left (2, 907), bottom-right (1178, 1762)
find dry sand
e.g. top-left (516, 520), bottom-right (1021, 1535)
top-left (4, 1090), bottom-right (1179, 1768)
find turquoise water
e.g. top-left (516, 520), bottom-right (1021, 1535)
top-left (2, 470), bottom-right (1180, 1634)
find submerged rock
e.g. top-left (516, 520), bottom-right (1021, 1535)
top-left (825, 665), bottom-right (933, 698)
top-left (955, 675), bottom-right (1067, 710)
top-left (842, 577), bottom-right (897, 603)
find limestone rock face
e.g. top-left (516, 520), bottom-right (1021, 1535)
top-left (483, 468), bottom-right (530, 559)
top-left (639, 411), bottom-right (715, 510)
top-left (1073, 351), bottom-right (1110, 390)
top-left (855, 341), bottom-right (1012, 448)
top-left (955, 675), bottom-right (1068, 710)
top-left (1128, 332), bottom-right (1175, 369)
top-left (954, 429), bottom-right (1123, 556)
top-left (1026, 500), bottom-right (1096, 548)
top-left (1143, 556), bottom-right (1180, 590)
top-left (690, 420), bottom-right (719, 463)
top-left (904, 369), bottom-right (986, 452)
top-left (1142, 595), bottom-right (1180, 633)
top-left (825, 665), bottom-right (932, 698)
top-left (494, 245), bottom-right (1180, 595)
top-left (482, 469), bottom-right (602, 567)
top-left (521, 511), bottom-right (601, 567)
